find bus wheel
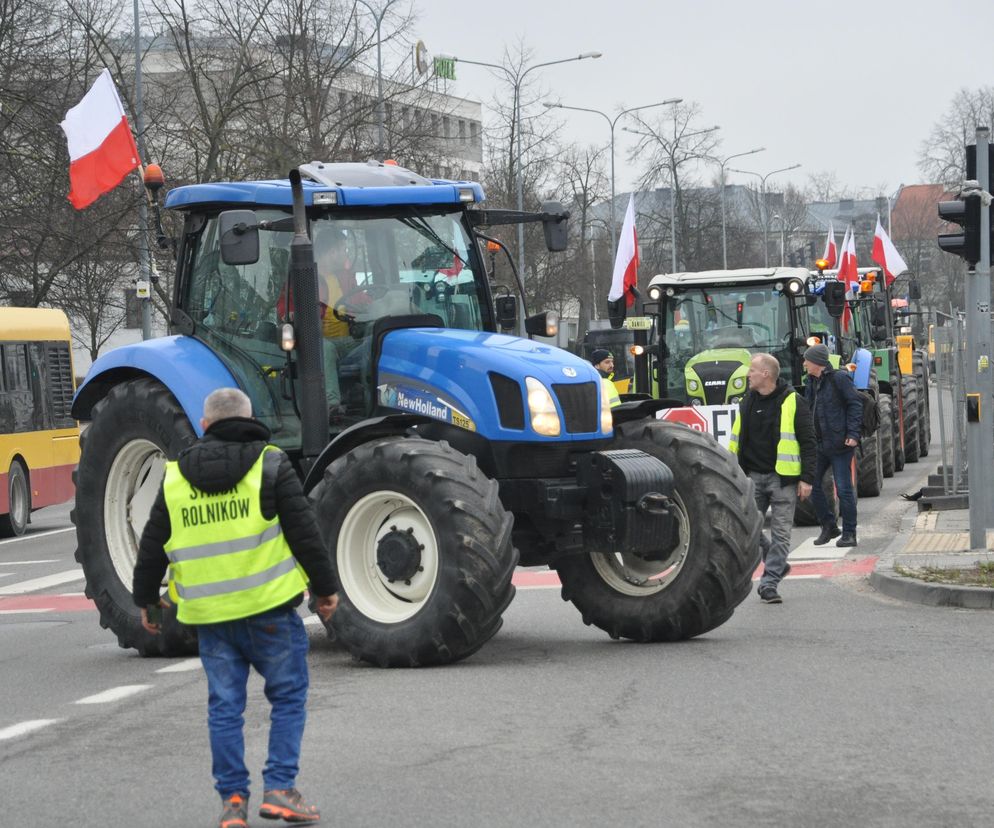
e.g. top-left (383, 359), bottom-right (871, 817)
top-left (72, 378), bottom-right (198, 656)
top-left (0, 460), bottom-right (30, 537)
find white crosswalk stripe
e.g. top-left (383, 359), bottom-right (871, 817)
top-left (0, 569), bottom-right (85, 596)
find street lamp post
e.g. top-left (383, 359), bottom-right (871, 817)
top-left (624, 122), bottom-right (719, 272)
top-left (771, 214), bottom-right (787, 266)
top-left (542, 98), bottom-right (681, 263)
top-left (715, 147), bottom-right (765, 269)
top-left (440, 51), bottom-right (601, 285)
top-left (356, 0), bottom-right (400, 159)
top-left (727, 163), bottom-right (801, 267)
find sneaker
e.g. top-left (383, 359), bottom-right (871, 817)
top-left (836, 531), bottom-right (858, 547)
top-left (813, 524), bottom-right (841, 545)
top-left (758, 586), bottom-right (782, 604)
top-left (219, 794), bottom-right (248, 828)
top-left (260, 788), bottom-right (321, 823)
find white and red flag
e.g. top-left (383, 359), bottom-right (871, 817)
top-left (822, 220), bottom-right (837, 269)
top-left (836, 225), bottom-right (858, 332)
top-left (871, 217), bottom-right (908, 287)
top-left (608, 194), bottom-right (639, 307)
top-left (60, 68), bottom-right (141, 210)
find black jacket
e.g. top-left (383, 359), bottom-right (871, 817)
top-left (805, 366), bottom-right (863, 455)
top-left (133, 416), bottom-right (337, 610)
top-left (735, 379), bottom-right (816, 485)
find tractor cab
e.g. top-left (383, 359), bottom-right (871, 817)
top-left (637, 268), bottom-right (811, 405)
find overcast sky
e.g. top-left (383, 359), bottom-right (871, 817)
top-left (409, 0), bottom-right (991, 198)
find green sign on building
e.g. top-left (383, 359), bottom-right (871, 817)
top-left (434, 57), bottom-right (456, 81)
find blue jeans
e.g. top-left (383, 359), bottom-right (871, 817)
top-left (748, 471), bottom-right (797, 590)
top-left (809, 448), bottom-right (857, 534)
top-left (198, 607), bottom-right (310, 799)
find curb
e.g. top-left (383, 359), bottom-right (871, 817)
top-left (869, 569), bottom-right (994, 609)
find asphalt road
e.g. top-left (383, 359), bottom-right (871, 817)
top-left (2, 426), bottom-right (992, 827)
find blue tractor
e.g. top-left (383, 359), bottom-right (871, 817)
top-left (71, 161), bottom-right (761, 666)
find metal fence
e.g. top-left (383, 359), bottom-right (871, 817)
top-left (931, 309), bottom-right (968, 495)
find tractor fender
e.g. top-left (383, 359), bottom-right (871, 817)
top-left (851, 348), bottom-right (873, 390)
top-left (71, 335), bottom-right (238, 435)
top-left (302, 413), bottom-right (432, 494)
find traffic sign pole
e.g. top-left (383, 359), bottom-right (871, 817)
top-left (966, 126), bottom-right (993, 548)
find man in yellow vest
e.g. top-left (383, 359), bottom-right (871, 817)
top-left (590, 348), bottom-right (621, 408)
top-left (729, 353), bottom-right (816, 604)
top-left (133, 388), bottom-right (338, 828)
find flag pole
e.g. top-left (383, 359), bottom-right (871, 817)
top-left (133, 0), bottom-right (153, 341)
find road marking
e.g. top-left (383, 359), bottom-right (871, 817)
top-left (0, 569), bottom-right (85, 596)
top-left (789, 537), bottom-right (849, 561)
top-left (0, 573), bottom-right (11, 579)
top-left (0, 608), bottom-right (54, 615)
top-left (155, 659), bottom-right (202, 674)
top-left (0, 719), bottom-right (61, 741)
top-left (0, 560), bottom-right (60, 565)
top-left (0, 528), bottom-right (74, 546)
top-left (74, 685), bottom-right (153, 705)
top-left (0, 595), bottom-right (93, 612)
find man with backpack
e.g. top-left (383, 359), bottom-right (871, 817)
top-left (802, 343), bottom-right (864, 547)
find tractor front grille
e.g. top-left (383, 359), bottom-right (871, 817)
top-left (552, 381), bottom-right (598, 434)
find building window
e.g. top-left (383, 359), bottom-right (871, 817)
top-left (458, 120), bottom-right (466, 143)
top-left (443, 116), bottom-right (450, 139)
top-left (124, 289), bottom-right (142, 329)
top-left (470, 122), bottom-right (480, 146)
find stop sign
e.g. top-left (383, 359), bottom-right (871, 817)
top-left (660, 406), bottom-right (709, 433)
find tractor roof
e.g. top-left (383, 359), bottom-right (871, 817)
top-left (163, 160), bottom-right (485, 210)
top-left (648, 267), bottom-right (810, 288)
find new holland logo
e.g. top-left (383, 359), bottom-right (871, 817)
top-left (562, 367), bottom-right (577, 377)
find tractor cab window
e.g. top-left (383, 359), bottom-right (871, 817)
top-left (185, 207), bottom-right (487, 451)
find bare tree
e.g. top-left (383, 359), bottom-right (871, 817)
top-left (918, 87), bottom-right (994, 186)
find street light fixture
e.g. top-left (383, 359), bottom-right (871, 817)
top-left (438, 51), bottom-right (602, 285)
top-left (715, 147), bottom-right (765, 269)
top-left (355, 0), bottom-right (401, 159)
top-left (624, 123), bottom-right (720, 272)
top-left (727, 163), bottom-right (802, 267)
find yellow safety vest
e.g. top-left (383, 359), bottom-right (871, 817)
top-left (729, 390), bottom-right (802, 476)
top-left (163, 446), bottom-right (308, 625)
top-left (601, 376), bottom-right (621, 408)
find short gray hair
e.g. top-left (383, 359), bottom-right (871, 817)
top-left (203, 388), bottom-right (251, 423)
top-left (752, 353), bottom-right (780, 381)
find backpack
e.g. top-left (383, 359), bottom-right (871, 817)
top-left (828, 370), bottom-right (879, 437)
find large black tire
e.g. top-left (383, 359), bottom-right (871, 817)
top-left (0, 459), bottom-right (30, 537)
top-left (901, 376), bottom-right (921, 464)
top-left (879, 394), bottom-right (895, 478)
top-left (892, 384), bottom-right (906, 472)
top-left (914, 354), bottom-right (931, 458)
top-left (856, 426), bottom-right (883, 497)
top-left (72, 378), bottom-right (198, 656)
top-left (553, 420), bottom-right (762, 642)
top-left (794, 465), bottom-right (838, 526)
top-left (312, 437), bottom-right (517, 667)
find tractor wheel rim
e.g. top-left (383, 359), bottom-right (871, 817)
top-left (104, 439), bottom-right (166, 587)
top-left (590, 491), bottom-right (691, 596)
top-left (338, 490), bottom-right (440, 623)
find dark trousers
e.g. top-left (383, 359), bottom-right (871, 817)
top-left (809, 447), bottom-right (857, 534)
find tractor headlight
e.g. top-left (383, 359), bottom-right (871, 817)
top-left (730, 395), bottom-right (742, 404)
top-left (599, 380), bottom-right (614, 433)
top-left (732, 377), bottom-right (745, 390)
top-left (688, 379), bottom-right (699, 392)
top-left (525, 377), bottom-right (561, 436)
top-left (648, 285), bottom-right (662, 301)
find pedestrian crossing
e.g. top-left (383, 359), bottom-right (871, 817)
top-left (0, 558), bottom-right (87, 614)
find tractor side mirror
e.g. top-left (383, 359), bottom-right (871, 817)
top-left (822, 281), bottom-right (846, 319)
top-left (219, 210), bottom-right (260, 265)
top-left (908, 279), bottom-right (922, 301)
top-left (540, 200), bottom-right (569, 252)
top-left (607, 297), bottom-right (627, 330)
top-left (525, 310), bottom-right (559, 338)
top-left (495, 295), bottom-right (518, 331)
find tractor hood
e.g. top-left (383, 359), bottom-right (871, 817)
top-left (684, 347), bottom-right (752, 407)
top-left (377, 328), bottom-right (608, 442)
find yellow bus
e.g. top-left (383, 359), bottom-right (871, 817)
top-left (0, 308), bottom-right (81, 536)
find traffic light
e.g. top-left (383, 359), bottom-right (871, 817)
top-left (937, 193), bottom-right (981, 265)
top-left (966, 144), bottom-right (994, 264)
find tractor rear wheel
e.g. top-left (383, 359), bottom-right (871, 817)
top-left (856, 426), bottom-right (883, 497)
top-left (553, 420), bottom-right (761, 642)
top-left (794, 466), bottom-right (838, 526)
top-left (901, 376), bottom-right (921, 464)
top-left (312, 437), bottom-right (516, 667)
top-left (879, 394), bottom-right (895, 478)
top-left (72, 378), bottom-right (198, 656)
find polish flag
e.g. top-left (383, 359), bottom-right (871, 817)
top-left (836, 225), bottom-right (858, 332)
top-left (60, 68), bottom-right (141, 209)
top-left (608, 194), bottom-right (640, 307)
top-left (822, 220), bottom-right (837, 269)
top-left (871, 217), bottom-right (908, 287)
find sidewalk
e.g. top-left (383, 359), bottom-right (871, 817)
top-left (870, 503), bottom-right (994, 608)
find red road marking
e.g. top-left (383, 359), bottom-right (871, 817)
top-left (513, 557), bottom-right (880, 590)
top-left (0, 595), bottom-right (95, 613)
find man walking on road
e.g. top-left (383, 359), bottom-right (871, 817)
top-left (729, 353), bottom-right (816, 604)
top-left (134, 388), bottom-right (338, 828)
top-left (803, 343), bottom-right (863, 548)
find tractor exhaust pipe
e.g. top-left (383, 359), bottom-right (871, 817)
top-left (288, 168), bottom-right (326, 472)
